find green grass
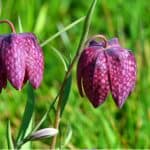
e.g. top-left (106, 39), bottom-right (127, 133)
top-left (0, 0), bottom-right (150, 148)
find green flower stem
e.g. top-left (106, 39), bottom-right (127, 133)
top-left (50, 0), bottom-right (97, 148)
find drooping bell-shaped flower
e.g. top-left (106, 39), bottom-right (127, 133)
top-left (77, 35), bottom-right (136, 108)
top-left (0, 20), bottom-right (44, 91)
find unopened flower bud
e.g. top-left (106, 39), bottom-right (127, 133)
top-left (29, 128), bottom-right (58, 141)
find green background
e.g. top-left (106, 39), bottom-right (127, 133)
top-left (0, 0), bottom-right (150, 148)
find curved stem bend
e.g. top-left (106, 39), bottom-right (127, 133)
top-left (0, 19), bottom-right (16, 33)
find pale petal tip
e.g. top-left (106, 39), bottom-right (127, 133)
top-left (29, 128), bottom-right (58, 141)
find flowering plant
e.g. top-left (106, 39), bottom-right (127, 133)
top-left (0, 0), bottom-right (137, 149)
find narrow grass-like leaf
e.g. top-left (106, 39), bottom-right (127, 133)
top-left (60, 74), bottom-right (72, 116)
top-left (62, 125), bottom-right (72, 148)
top-left (51, 46), bottom-right (68, 71)
top-left (6, 120), bottom-right (14, 149)
top-left (100, 113), bottom-right (117, 147)
top-left (34, 4), bottom-right (48, 34)
top-left (16, 84), bottom-right (35, 143)
top-left (32, 94), bottom-right (59, 132)
top-left (40, 16), bottom-right (85, 47)
top-left (20, 116), bottom-right (33, 149)
top-left (57, 23), bottom-right (72, 61)
top-left (18, 16), bottom-right (23, 33)
top-left (57, 23), bottom-right (71, 48)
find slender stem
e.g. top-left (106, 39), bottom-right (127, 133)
top-left (85, 34), bottom-right (108, 48)
top-left (0, 19), bottom-right (16, 33)
top-left (50, 0), bottom-right (97, 149)
top-left (50, 54), bottom-right (77, 149)
top-left (15, 137), bottom-right (29, 149)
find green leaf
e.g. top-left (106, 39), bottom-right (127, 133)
top-left (34, 3), bottom-right (48, 34)
top-left (57, 23), bottom-right (71, 48)
top-left (40, 16), bottom-right (85, 47)
top-left (20, 116), bottom-right (33, 150)
top-left (31, 94), bottom-right (58, 132)
top-left (16, 84), bottom-right (35, 144)
top-left (60, 74), bottom-right (72, 116)
top-left (6, 120), bottom-right (14, 149)
top-left (50, 46), bottom-right (68, 71)
top-left (100, 112), bottom-right (118, 147)
top-left (62, 125), bottom-right (72, 148)
top-left (18, 16), bottom-right (23, 32)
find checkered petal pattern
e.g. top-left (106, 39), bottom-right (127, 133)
top-left (0, 33), bottom-right (44, 91)
top-left (77, 38), bottom-right (136, 108)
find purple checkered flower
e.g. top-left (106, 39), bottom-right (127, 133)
top-left (0, 20), bottom-right (44, 91)
top-left (0, 33), bottom-right (44, 91)
top-left (77, 35), bottom-right (136, 108)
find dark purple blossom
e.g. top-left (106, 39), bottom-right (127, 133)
top-left (77, 36), bottom-right (136, 108)
top-left (0, 33), bottom-right (44, 91)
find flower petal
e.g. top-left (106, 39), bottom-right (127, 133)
top-left (77, 47), bottom-right (99, 97)
top-left (29, 128), bottom-right (58, 141)
top-left (1, 35), bottom-right (26, 90)
top-left (0, 61), bottom-right (7, 92)
top-left (89, 51), bottom-right (110, 107)
top-left (0, 36), bottom-right (7, 91)
top-left (106, 47), bottom-right (136, 108)
top-left (25, 34), bottom-right (44, 89)
top-left (77, 46), bottom-right (109, 107)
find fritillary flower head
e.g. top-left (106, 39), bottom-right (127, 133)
top-left (0, 20), bottom-right (44, 91)
top-left (77, 35), bottom-right (136, 108)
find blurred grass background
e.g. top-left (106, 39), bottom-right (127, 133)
top-left (0, 0), bottom-right (150, 148)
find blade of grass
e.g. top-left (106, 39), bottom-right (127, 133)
top-left (18, 16), bottom-right (23, 33)
top-left (57, 23), bottom-right (72, 62)
top-left (62, 125), bottom-right (72, 148)
top-left (60, 74), bottom-right (72, 116)
top-left (31, 93), bottom-right (59, 133)
top-left (34, 3), bottom-right (48, 34)
top-left (20, 115), bottom-right (33, 150)
top-left (6, 120), bottom-right (14, 149)
top-left (50, 46), bottom-right (68, 71)
top-left (57, 23), bottom-right (71, 48)
top-left (16, 84), bottom-right (35, 144)
top-left (40, 16), bottom-right (85, 47)
top-left (101, 113), bottom-right (117, 147)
